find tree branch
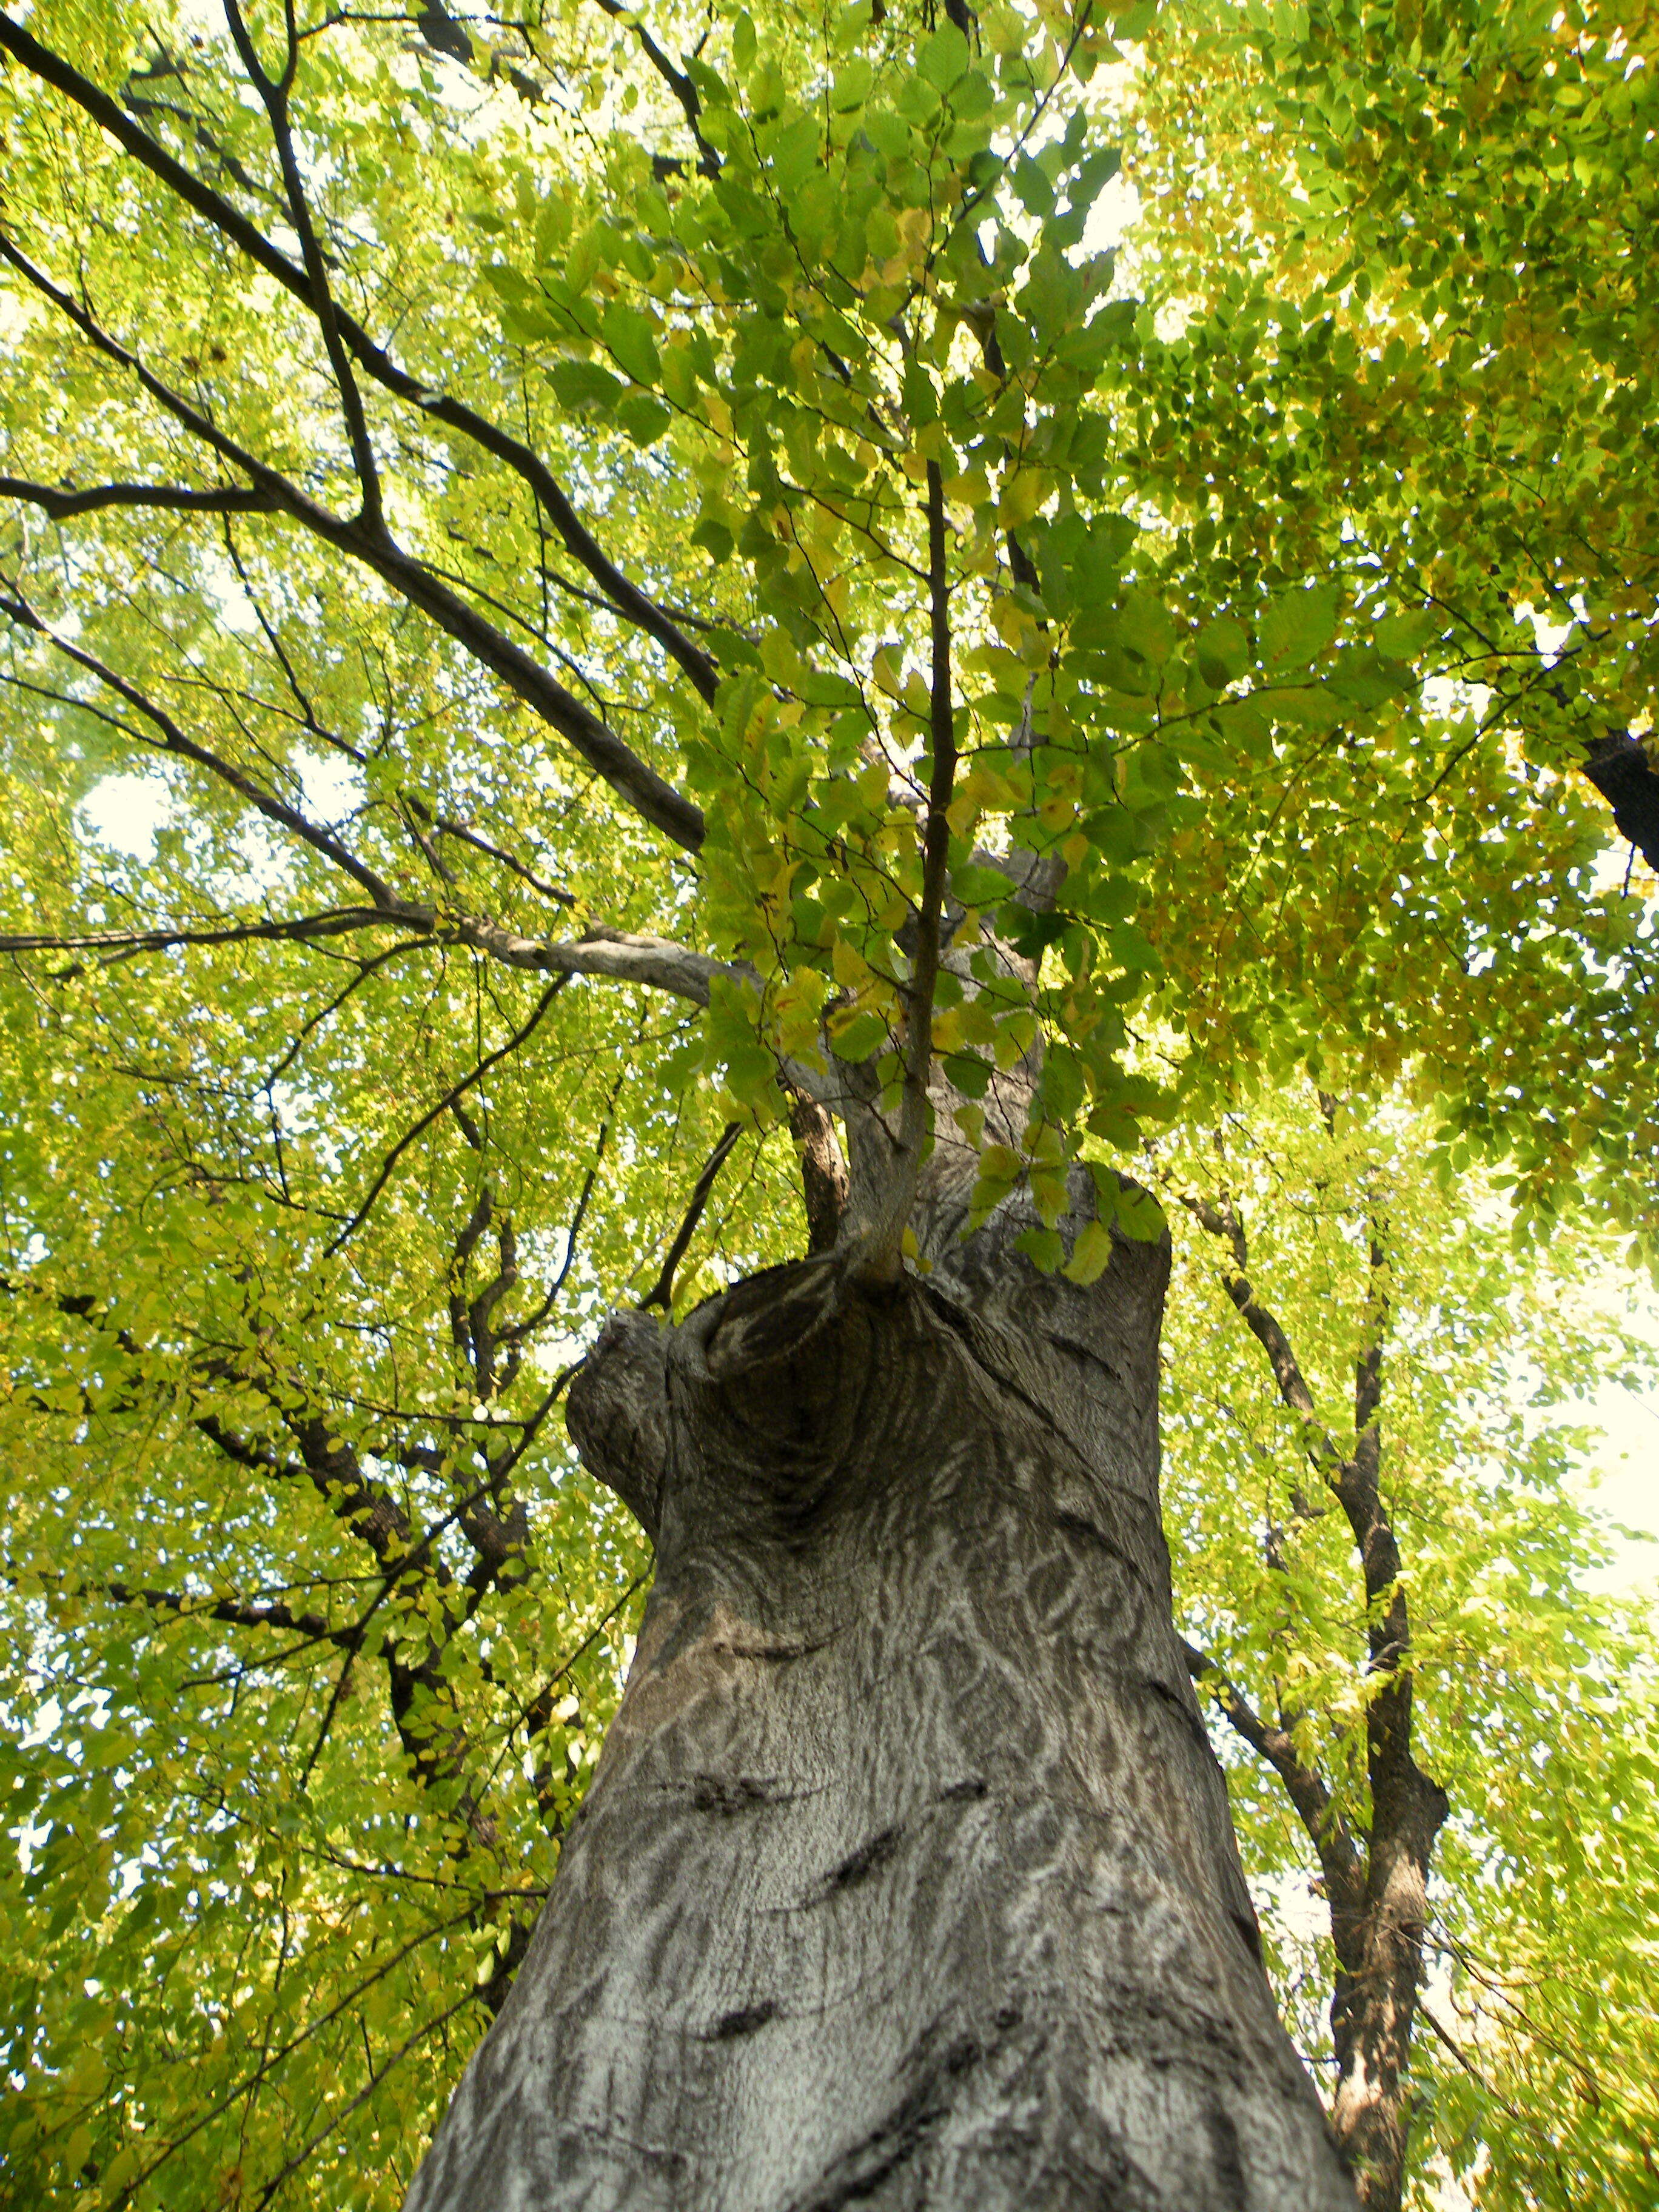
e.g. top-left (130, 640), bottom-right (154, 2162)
top-left (0, 585), bottom-right (400, 905)
top-left (1182, 1640), bottom-right (1365, 1917)
top-left (588, 0), bottom-right (722, 176)
top-left (0, 9), bottom-right (720, 705)
top-left (857, 460), bottom-right (958, 1278)
top-left (326, 976), bottom-right (570, 1253)
top-left (223, 0), bottom-right (387, 535)
top-left (1173, 1187), bottom-right (1349, 1480)
top-left (1580, 729), bottom-right (1659, 874)
top-left (104, 1580), bottom-right (350, 1645)
top-left (0, 474), bottom-right (282, 520)
top-left (789, 1094), bottom-right (849, 1254)
top-left (0, 907), bottom-right (412, 962)
top-left (640, 1120), bottom-right (743, 1310)
top-left (0, 229), bottom-right (706, 851)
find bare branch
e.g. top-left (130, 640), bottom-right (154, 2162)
top-left (403, 797), bottom-right (574, 907)
top-left (639, 1120), bottom-right (743, 1310)
top-left (588, 0), bottom-right (722, 176)
top-left (103, 1580), bottom-right (350, 1646)
top-left (1173, 1187), bottom-right (1348, 1480)
top-left (326, 976), bottom-right (570, 1253)
top-left (223, 0), bottom-right (387, 534)
top-left (446, 915), bottom-right (727, 1002)
top-left (1182, 1640), bottom-right (1364, 1914)
top-left (0, 474), bottom-right (281, 520)
top-left (0, 593), bottom-right (400, 905)
top-left (0, 907), bottom-right (410, 961)
top-left (857, 460), bottom-right (958, 1278)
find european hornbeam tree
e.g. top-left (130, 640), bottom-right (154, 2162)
top-left (0, 0), bottom-right (1654, 2207)
top-left (1151, 1085), bottom-right (1659, 2211)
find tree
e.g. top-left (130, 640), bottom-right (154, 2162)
top-left (0, 0), bottom-right (1652, 2205)
top-left (1150, 1084), bottom-right (1659, 2208)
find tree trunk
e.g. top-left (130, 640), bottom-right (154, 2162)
top-left (404, 1173), bottom-right (1355, 2210)
top-left (1329, 1672), bottom-right (1449, 2212)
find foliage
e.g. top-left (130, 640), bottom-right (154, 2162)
top-left (1130, 0), bottom-right (1659, 1261)
top-left (0, 0), bottom-right (1652, 2202)
top-left (1155, 1082), bottom-right (1659, 2208)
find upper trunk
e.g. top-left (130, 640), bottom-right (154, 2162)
top-left (404, 1172), bottom-right (1355, 2211)
top-left (1329, 1672), bottom-right (1449, 2212)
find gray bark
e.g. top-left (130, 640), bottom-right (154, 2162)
top-left (404, 1169), bottom-right (1356, 2211)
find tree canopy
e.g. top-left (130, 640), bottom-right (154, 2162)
top-left (0, 0), bottom-right (1654, 2203)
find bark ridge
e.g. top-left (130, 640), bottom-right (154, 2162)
top-left (406, 1179), bottom-right (1355, 2210)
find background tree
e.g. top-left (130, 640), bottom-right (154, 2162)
top-left (0, 0), bottom-right (1653, 2205)
top-left (1152, 1084), bottom-right (1659, 2208)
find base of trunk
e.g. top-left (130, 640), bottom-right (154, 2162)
top-left (406, 1195), bottom-right (1354, 2210)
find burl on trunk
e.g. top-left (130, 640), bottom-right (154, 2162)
top-left (406, 1172), bottom-right (1354, 2210)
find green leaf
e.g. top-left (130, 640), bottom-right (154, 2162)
top-left (828, 1009), bottom-right (889, 1061)
top-left (1193, 614), bottom-right (1250, 689)
top-left (943, 1049), bottom-right (991, 1098)
top-left (917, 23), bottom-right (970, 90)
top-left (1000, 901), bottom-right (1068, 960)
top-left (1062, 1216), bottom-right (1114, 1284)
top-left (600, 303), bottom-right (661, 387)
top-left (1259, 584), bottom-right (1339, 669)
top-left (1014, 1224), bottom-right (1065, 1272)
top-left (691, 518), bottom-right (734, 564)
top-left (1373, 608), bottom-right (1440, 659)
top-left (615, 392), bottom-right (672, 446)
top-left (548, 358), bottom-right (623, 414)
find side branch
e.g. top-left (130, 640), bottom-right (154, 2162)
top-left (0, 9), bottom-right (719, 705)
top-left (326, 977), bottom-right (571, 1253)
top-left (858, 460), bottom-right (957, 1278)
top-left (0, 588), bottom-right (398, 906)
top-left (105, 1581), bottom-right (353, 1647)
top-left (1581, 728), bottom-right (1659, 874)
top-left (0, 908), bottom-right (411, 961)
top-left (0, 236), bottom-right (704, 850)
top-left (1175, 1188), bottom-right (1347, 1478)
top-left (1182, 1640), bottom-right (1364, 1912)
top-left (0, 474), bottom-right (280, 520)
top-left (223, 0), bottom-right (387, 535)
top-left (589, 0), bottom-right (722, 176)
top-left (640, 1121), bottom-right (743, 1310)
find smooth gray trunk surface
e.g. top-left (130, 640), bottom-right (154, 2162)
top-left (406, 1178), bottom-right (1355, 2210)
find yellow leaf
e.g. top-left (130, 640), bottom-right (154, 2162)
top-left (943, 468), bottom-right (990, 508)
top-left (991, 598), bottom-right (1037, 651)
top-left (831, 938), bottom-right (871, 990)
top-left (1063, 1218), bottom-right (1114, 1285)
top-left (997, 469), bottom-right (1050, 529)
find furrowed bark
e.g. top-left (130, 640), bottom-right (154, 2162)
top-left (404, 1168), bottom-right (1356, 2211)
